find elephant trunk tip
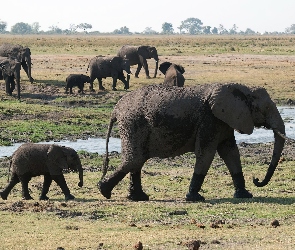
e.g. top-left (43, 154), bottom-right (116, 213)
top-left (253, 177), bottom-right (269, 187)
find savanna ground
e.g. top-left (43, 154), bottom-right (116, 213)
top-left (0, 35), bottom-right (295, 249)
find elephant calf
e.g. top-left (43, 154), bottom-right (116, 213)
top-left (159, 61), bottom-right (185, 87)
top-left (0, 143), bottom-right (84, 201)
top-left (65, 74), bottom-right (91, 94)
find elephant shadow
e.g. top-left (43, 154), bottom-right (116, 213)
top-left (207, 196), bottom-right (295, 205)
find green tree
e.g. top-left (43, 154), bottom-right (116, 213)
top-left (0, 20), bottom-right (7, 33)
top-left (229, 24), bottom-right (238, 35)
top-left (162, 22), bottom-right (174, 34)
top-left (285, 24), bottom-right (295, 34)
top-left (48, 25), bottom-right (63, 34)
top-left (11, 22), bottom-right (32, 34)
top-left (218, 24), bottom-right (228, 35)
top-left (203, 26), bottom-right (211, 34)
top-left (179, 18), bottom-right (203, 34)
top-left (113, 26), bottom-right (131, 34)
top-left (31, 22), bottom-right (41, 34)
top-left (77, 23), bottom-right (92, 32)
top-left (142, 27), bottom-right (158, 35)
top-left (211, 27), bottom-right (218, 34)
top-left (244, 28), bottom-right (256, 35)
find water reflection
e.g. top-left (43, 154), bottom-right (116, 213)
top-left (0, 106), bottom-right (294, 158)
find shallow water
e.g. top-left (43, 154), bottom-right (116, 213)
top-left (0, 106), bottom-right (294, 158)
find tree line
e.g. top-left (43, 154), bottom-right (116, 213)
top-left (1, 18), bottom-right (295, 35)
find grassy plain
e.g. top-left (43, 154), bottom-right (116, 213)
top-left (0, 35), bottom-right (295, 249)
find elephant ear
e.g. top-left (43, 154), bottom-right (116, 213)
top-left (208, 84), bottom-right (254, 134)
top-left (137, 46), bottom-right (149, 58)
top-left (159, 62), bottom-right (172, 74)
top-left (110, 56), bottom-right (122, 70)
top-left (47, 145), bottom-right (68, 174)
top-left (176, 64), bottom-right (185, 74)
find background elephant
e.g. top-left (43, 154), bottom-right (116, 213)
top-left (0, 43), bottom-right (33, 83)
top-left (65, 74), bottom-right (91, 94)
top-left (88, 56), bottom-right (131, 91)
top-left (159, 61), bottom-right (185, 87)
top-left (0, 143), bottom-right (83, 201)
top-left (117, 45), bottom-right (159, 81)
top-left (99, 83), bottom-right (285, 202)
top-left (0, 56), bottom-right (21, 99)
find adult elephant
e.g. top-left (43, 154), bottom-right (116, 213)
top-left (88, 56), bottom-right (131, 91)
top-left (0, 56), bottom-right (21, 99)
top-left (99, 83), bottom-right (286, 201)
top-left (159, 61), bottom-right (185, 87)
top-left (0, 143), bottom-right (83, 201)
top-left (117, 45), bottom-right (159, 81)
top-left (0, 43), bottom-right (34, 83)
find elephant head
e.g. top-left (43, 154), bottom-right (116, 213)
top-left (0, 57), bottom-right (21, 99)
top-left (159, 61), bottom-right (185, 87)
top-left (110, 56), bottom-right (131, 75)
top-left (47, 145), bottom-right (83, 187)
top-left (138, 46), bottom-right (159, 78)
top-left (207, 83), bottom-right (285, 187)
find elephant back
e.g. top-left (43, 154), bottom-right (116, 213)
top-left (11, 144), bottom-right (50, 176)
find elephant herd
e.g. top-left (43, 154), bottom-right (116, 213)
top-left (0, 43), bottom-right (185, 99)
top-left (0, 42), bottom-right (290, 203)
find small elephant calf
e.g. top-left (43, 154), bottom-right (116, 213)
top-left (159, 61), bottom-right (185, 87)
top-left (65, 74), bottom-right (91, 94)
top-left (0, 143), bottom-right (84, 201)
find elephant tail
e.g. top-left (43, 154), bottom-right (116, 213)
top-left (101, 115), bottom-right (117, 181)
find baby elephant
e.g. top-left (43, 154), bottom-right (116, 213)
top-left (65, 74), bottom-right (90, 94)
top-left (0, 143), bottom-right (84, 201)
top-left (159, 61), bottom-right (185, 87)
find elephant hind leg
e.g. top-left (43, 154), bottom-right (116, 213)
top-left (39, 173), bottom-right (52, 200)
top-left (0, 173), bottom-right (20, 200)
top-left (128, 171), bottom-right (149, 201)
top-left (135, 64), bottom-right (142, 78)
top-left (51, 175), bottom-right (74, 200)
top-left (19, 173), bottom-right (33, 200)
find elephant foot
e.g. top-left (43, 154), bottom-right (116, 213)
top-left (30, 77), bottom-right (34, 83)
top-left (146, 76), bottom-right (151, 79)
top-left (112, 87), bottom-right (117, 91)
top-left (234, 188), bottom-right (253, 198)
top-left (185, 192), bottom-right (205, 202)
top-left (99, 86), bottom-right (105, 91)
top-left (65, 194), bottom-right (75, 201)
top-left (0, 191), bottom-right (8, 200)
top-left (98, 181), bottom-right (112, 199)
top-left (127, 191), bottom-right (149, 201)
top-left (39, 195), bottom-right (49, 200)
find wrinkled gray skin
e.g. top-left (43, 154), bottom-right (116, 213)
top-left (88, 56), bottom-right (131, 91)
top-left (0, 43), bottom-right (33, 83)
top-left (0, 144), bottom-right (84, 201)
top-left (65, 74), bottom-right (91, 94)
top-left (117, 45), bottom-right (159, 82)
top-left (0, 56), bottom-right (21, 99)
top-left (99, 83), bottom-right (285, 202)
top-left (159, 61), bottom-right (185, 87)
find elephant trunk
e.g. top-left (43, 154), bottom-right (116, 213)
top-left (154, 59), bottom-right (158, 78)
top-left (25, 56), bottom-right (33, 83)
top-left (14, 67), bottom-right (21, 100)
top-left (77, 165), bottom-right (83, 187)
top-left (253, 116), bottom-right (285, 187)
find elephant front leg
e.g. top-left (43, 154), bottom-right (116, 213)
top-left (217, 137), bottom-right (253, 199)
top-left (98, 170), bottom-right (127, 199)
top-left (98, 78), bottom-right (105, 91)
top-left (135, 64), bottom-right (142, 78)
top-left (51, 175), bottom-right (74, 200)
top-left (128, 171), bottom-right (149, 201)
top-left (39, 173), bottom-right (52, 200)
top-left (118, 71), bottom-right (129, 90)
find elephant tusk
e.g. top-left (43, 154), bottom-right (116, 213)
top-left (274, 129), bottom-right (295, 143)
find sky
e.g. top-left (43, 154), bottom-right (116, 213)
top-left (1, 0), bottom-right (295, 33)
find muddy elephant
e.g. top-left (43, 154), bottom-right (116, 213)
top-left (117, 45), bottom-right (159, 82)
top-left (88, 56), bottom-right (131, 91)
top-left (0, 56), bottom-right (21, 99)
top-left (0, 43), bottom-right (33, 83)
top-left (99, 83), bottom-right (286, 202)
top-left (0, 143), bottom-right (84, 201)
top-left (65, 74), bottom-right (91, 94)
top-left (159, 61), bottom-right (185, 87)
